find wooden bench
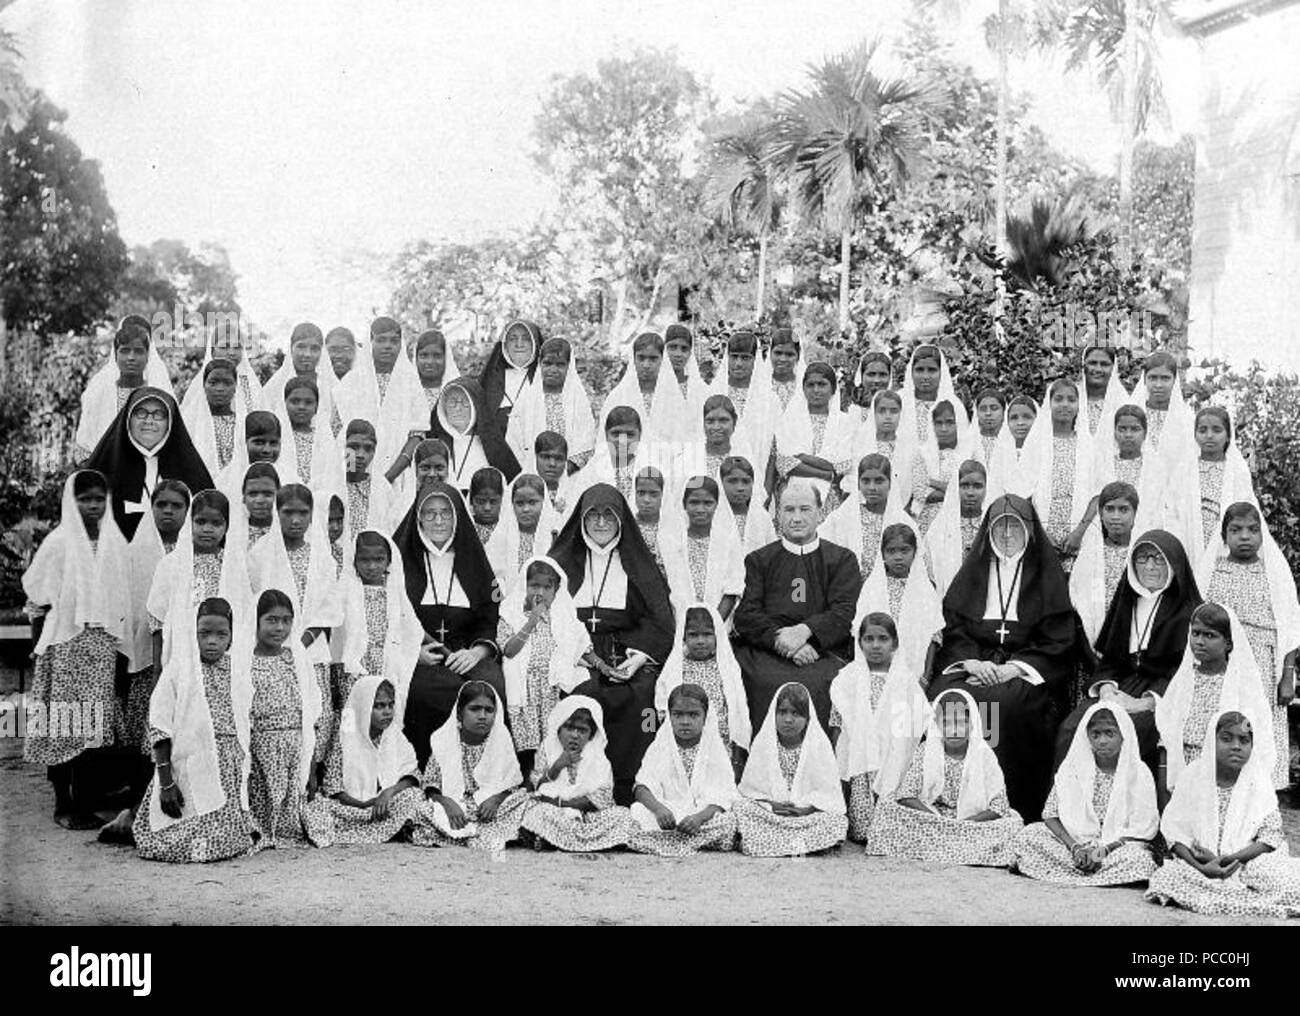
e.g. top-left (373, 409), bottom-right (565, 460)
top-left (0, 623), bottom-right (33, 693)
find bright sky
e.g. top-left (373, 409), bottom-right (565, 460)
top-left (3, 0), bottom-right (1190, 345)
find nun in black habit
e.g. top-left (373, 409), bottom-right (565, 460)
top-left (479, 318), bottom-right (541, 428)
top-left (929, 494), bottom-right (1081, 821)
top-left (548, 483), bottom-right (675, 804)
top-left (83, 386), bottom-right (214, 541)
top-left (428, 377), bottom-right (521, 499)
top-left (393, 479), bottom-right (506, 767)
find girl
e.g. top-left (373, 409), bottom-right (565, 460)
top-left (337, 530), bottom-right (423, 710)
top-left (852, 350), bottom-right (893, 413)
top-left (324, 326), bottom-right (358, 384)
top-left (633, 466), bottom-right (669, 582)
top-left (22, 469), bottom-right (129, 828)
top-left (1127, 349), bottom-right (1193, 460)
top-left (574, 407), bottom-right (642, 504)
top-left (182, 358), bottom-right (242, 475)
top-left (718, 455), bottom-right (775, 554)
top-left (1165, 406), bottom-right (1257, 557)
top-left (766, 328), bottom-right (805, 413)
top-left (822, 453), bottom-right (909, 579)
top-left (1068, 481), bottom-right (1141, 645)
top-left (965, 387), bottom-right (1008, 466)
top-left (599, 331), bottom-right (680, 446)
top-left (866, 388), bottom-right (903, 460)
top-left (655, 603), bottom-right (752, 767)
top-left (1146, 709), bottom-right (1300, 917)
top-left (277, 376), bottom-right (343, 496)
top-left (429, 378), bottom-right (521, 498)
top-left (1017, 379), bottom-right (1096, 558)
top-left (328, 495), bottom-right (347, 576)
top-left (866, 688), bottom-right (1023, 866)
top-left (498, 556), bottom-right (592, 774)
top-left (1012, 703), bottom-right (1159, 886)
top-left (301, 676), bottom-right (422, 847)
top-left (338, 418), bottom-right (398, 538)
top-left (1197, 502), bottom-right (1300, 787)
top-left (506, 336), bottom-right (596, 472)
top-left (261, 322), bottom-right (338, 427)
top-left (908, 398), bottom-right (964, 537)
top-left (630, 683), bottom-right (739, 856)
top-left (483, 473), bottom-right (558, 589)
top-left (412, 681), bottom-right (531, 851)
top-left (386, 439), bottom-right (452, 533)
top-left (854, 521), bottom-right (944, 679)
top-left (829, 613), bottom-right (929, 842)
top-left (1005, 394), bottom-right (1037, 457)
top-left (468, 466), bottom-right (505, 546)
top-left (774, 361), bottom-right (855, 517)
top-left (134, 598), bottom-right (256, 862)
top-left (927, 459), bottom-right (991, 596)
top-left (897, 343), bottom-right (966, 452)
top-left (217, 410), bottom-right (284, 502)
top-left (664, 322), bottom-right (710, 418)
top-left (481, 318), bottom-right (542, 425)
top-left (1078, 344), bottom-right (1129, 441)
top-left (1155, 603), bottom-right (1273, 795)
top-left (532, 430), bottom-right (574, 517)
top-left (660, 475), bottom-right (744, 618)
top-left (241, 463), bottom-right (281, 551)
top-left (1077, 404), bottom-right (1164, 538)
top-left (246, 588), bottom-right (320, 847)
top-left (521, 696), bottom-right (634, 851)
top-left (75, 315), bottom-right (173, 458)
top-left (709, 329), bottom-right (778, 460)
top-left (699, 394), bottom-right (753, 476)
top-left (734, 682), bottom-right (848, 856)
top-left (411, 328), bottom-right (457, 413)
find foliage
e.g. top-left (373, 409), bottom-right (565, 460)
top-left (111, 238), bottom-right (243, 320)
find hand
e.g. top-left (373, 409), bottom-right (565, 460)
top-left (528, 598), bottom-right (551, 625)
top-left (444, 645), bottom-right (487, 676)
top-left (792, 644), bottom-right (819, 667)
top-left (1189, 844), bottom-right (1217, 865)
top-left (962, 659), bottom-right (999, 685)
top-left (442, 798), bottom-right (468, 830)
top-left (159, 781), bottom-right (185, 819)
top-left (1096, 683), bottom-right (1120, 701)
top-left (676, 811), bottom-right (706, 836)
top-left (532, 794), bottom-right (560, 807)
top-left (477, 794), bottom-right (501, 823)
top-left (1061, 531), bottom-right (1083, 557)
top-left (654, 805), bottom-right (677, 831)
top-left (1200, 857), bottom-right (1242, 880)
top-left (773, 627), bottom-right (804, 657)
top-left (371, 788), bottom-right (392, 821)
top-left (770, 801), bottom-right (799, 817)
top-left (557, 747), bottom-right (583, 770)
top-left (613, 650), bottom-right (648, 680)
top-left (419, 642), bottom-right (445, 667)
top-left (993, 663), bottom-right (1022, 684)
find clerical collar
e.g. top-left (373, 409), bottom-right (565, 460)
top-left (781, 536), bottom-right (820, 554)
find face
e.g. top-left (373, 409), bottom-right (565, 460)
top-left (204, 368), bottom-right (236, 411)
top-left (669, 697), bottom-right (706, 745)
top-left (257, 605), bottom-right (294, 648)
top-left (1083, 349), bottom-right (1115, 389)
top-left (882, 536), bottom-right (915, 579)
top-left (583, 505), bottom-right (620, 548)
top-left (728, 349), bottom-right (755, 386)
top-left (196, 614), bottom-right (232, 664)
top-left (721, 469), bottom-right (752, 510)
top-left (1132, 542), bottom-right (1169, 592)
top-left (779, 487), bottom-right (819, 543)
top-left (1114, 415), bottom-right (1146, 456)
top-left (1050, 386), bottom-right (1078, 425)
top-left (504, 327), bottom-right (535, 368)
top-left (1196, 415), bottom-right (1229, 458)
top-left (418, 494), bottom-right (456, 547)
top-left (858, 623), bottom-right (896, 668)
top-left (128, 397), bottom-right (170, 450)
top-left (684, 619), bottom-right (717, 660)
top-left (874, 398), bottom-right (901, 438)
top-left (774, 697), bottom-right (809, 744)
top-left (665, 336), bottom-right (692, 378)
top-left (932, 408), bottom-right (957, 448)
top-left (345, 432), bottom-right (376, 474)
top-left (684, 487), bottom-right (718, 530)
top-left (246, 429), bottom-right (280, 464)
top-left (328, 503), bottom-right (345, 543)
top-left (325, 334), bottom-right (356, 377)
top-left (278, 498), bottom-right (312, 543)
top-left (470, 486), bottom-right (502, 526)
top-left (285, 387), bottom-right (319, 428)
top-left (1225, 513), bottom-right (1262, 561)
top-left (191, 506), bottom-right (228, 553)
top-left (634, 347), bottom-right (662, 385)
top-left (370, 687), bottom-right (395, 736)
top-left (991, 514), bottom-right (1028, 557)
top-left (458, 693), bottom-right (496, 740)
top-left (939, 698), bottom-right (971, 752)
top-left (539, 347), bottom-right (568, 390)
top-left (1100, 498), bottom-right (1135, 542)
top-left (861, 358), bottom-right (890, 395)
top-left (911, 355), bottom-right (940, 398)
top-left (1086, 712), bottom-right (1123, 767)
top-left (958, 471), bottom-right (986, 516)
top-left (417, 454), bottom-right (449, 485)
top-left (1144, 365), bottom-right (1175, 407)
top-left (634, 479), bottom-right (662, 521)
top-left (1007, 404), bottom-right (1036, 444)
top-left (769, 342), bottom-right (798, 381)
top-left (703, 407), bottom-right (735, 448)
top-left (606, 422), bottom-right (640, 464)
top-left (371, 329), bottom-right (401, 371)
top-left (441, 386), bottom-right (473, 433)
top-left (526, 571), bottom-right (559, 610)
top-left (513, 486), bottom-right (544, 532)
top-left (1215, 720), bottom-right (1252, 775)
top-left (290, 335), bottom-right (322, 374)
top-left (858, 467), bottom-right (890, 510)
top-left (354, 542), bottom-right (390, 584)
top-left (74, 486), bottom-right (107, 528)
top-left (152, 488), bottom-right (189, 537)
top-left (559, 716), bottom-right (594, 754)
top-left (115, 336), bottom-right (149, 381)
top-left (535, 448), bottom-right (566, 485)
top-left (976, 397), bottom-right (1003, 435)
top-left (803, 372), bottom-right (833, 411)
top-left (416, 341), bottom-right (447, 385)
top-left (243, 477), bottom-right (278, 525)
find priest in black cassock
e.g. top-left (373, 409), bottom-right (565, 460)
top-left (929, 494), bottom-right (1080, 821)
top-left (733, 479), bottom-right (862, 733)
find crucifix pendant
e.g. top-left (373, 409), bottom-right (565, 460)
top-left (995, 621), bottom-right (1010, 645)
top-left (436, 619), bottom-right (449, 644)
top-left (585, 613), bottom-right (601, 634)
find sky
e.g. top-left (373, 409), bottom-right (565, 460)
top-left (2, 0), bottom-right (1198, 346)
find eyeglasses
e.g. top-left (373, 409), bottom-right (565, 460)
top-left (419, 508), bottom-right (455, 522)
top-left (131, 408), bottom-right (168, 422)
top-left (1133, 551), bottom-right (1165, 565)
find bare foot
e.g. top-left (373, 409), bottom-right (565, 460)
top-left (55, 810), bottom-right (103, 831)
top-left (97, 808), bottom-right (136, 846)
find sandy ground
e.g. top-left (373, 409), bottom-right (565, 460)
top-left (4, 729), bottom-right (1296, 927)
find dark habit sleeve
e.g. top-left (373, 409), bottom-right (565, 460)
top-left (1010, 608), bottom-right (1077, 691)
top-left (733, 547), bottom-right (780, 652)
top-left (802, 544), bottom-right (861, 653)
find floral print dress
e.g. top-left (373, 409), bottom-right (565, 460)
top-left (734, 743), bottom-right (848, 857)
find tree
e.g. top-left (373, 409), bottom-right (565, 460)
top-left (763, 41), bottom-right (944, 336)
top-left (113, 239), bottom-right (243, 319)
top-left (1, 94), bottom-right (129, 335)
top-left (0, 27), bottom-right (33, 132)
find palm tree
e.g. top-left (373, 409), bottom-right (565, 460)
top-left (708, 122), bottom-right (782, 321)
top-left (763, 41), bottom-right (943, 336)
top-left (977, 190), bottom-right (1096, 292)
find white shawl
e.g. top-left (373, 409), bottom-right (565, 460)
top-left (483, 475), bottom-right (561, 593)
top-left (633, 705), bottom-right (737, 815)
top-left (499, 555), bottom-right (592, 709)
top-left (339, 674), bottom-right (419, 800)
top-left (739, 682), bottom-right (845, 814)
top-left (654, 602), bottom-right (752, 750)
top-left (427, 684), bottom-right (522, 805)
top-left (534, 695), bottom-right (615, 801)
top-left (74, 342), bottom-right (173, 454)
top-left (506, 347), bottom-right (596, 465)
top-left (829, 654), bottom-right (928, 796)
top-left (599, 338), bottom-right (685, 447)
top-left (918, 688), bottom-right (1007, 820)
top-left (1055, 701), bottom-right (1158, 842)
top-left (337, 532), bottom-right (424, 709)
top-left (658, 486), bottom-right (746, 612)
top-left (852, 518), bottom-right (944, 678)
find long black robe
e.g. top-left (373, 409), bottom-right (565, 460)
top-left (732, 537), bottom-right (862, 734)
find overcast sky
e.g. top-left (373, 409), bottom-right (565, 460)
top-left (4, 0), bottom-right (1198, 344)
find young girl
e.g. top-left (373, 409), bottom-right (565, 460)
top-left (338, 418), bottom-right (397, 539)
top-left (630, 684), bottom-right (739, 856)
top-left (965, 387), bottom-right (1008, 466)
top-left (865, 389), bottom-right (903, 461)
top-left (664, 322), bottom-right (710, 416)
top-left (718, 455), bottom-right (775, 554)
top-left (134, 598), bottom-right (256, 862)
top-left (75, 315), bottom-right (173, 458)
top-left (22, 470), bottom-right (130, 828)
top-left (242, 463), bottom-right (280, 551)
top-left (698, 395), bottom-right (753, 476)
top-left (182, 358), bottom-right (242, 475)
top-left (575, 407), bottom-right (642, 503)
top-left (506, 336), bottom-right (596, 472)
top-left (484, 473), bottom-right (557, 589)
top-left (1019, 379), bottom-right (1096, 559)
top-left (337, 531), bottom-right (423, 710)
top-left (1068, 481), bottom-right (1140, 645)
top-left (909, 399), bottom-right (964, 537)
top-left (855, 521), bottom-right (943, 679)
top-left (532, 430), bottom-right (573, 515)
top-left (655, 604), bottom-right (752, 770)
top-left (217, 410), bottom-right (285, 503)
top-left (302, 675), bottom-right (422, 847)
top-left (1012, 703), bottom-right (1159, 886)
top-left (468, 466), bottom-right (505, 546)
top-left (633, 466), bottom-right (669, 582)
top-left (766, 328), bottom-right (804, 413)
top-left (600, 331), bottom-right (679, 446)
top-left (866, 689), bottom-right (1023, 866)
top-left (660, 475), bottom-right (744, 618)
top-left (822, 453), bottom-right (908, 579)
top-left (498, 556), bottom-right (592, 775)
top-left (774, 362), bottom-right (855, 518)
top-left (327, 494), bottom-right (347, 577)
top-left (1127, 349), bottom-right (1192, 459)
top-left (411, 328), bottom-right (457, 413)
top-left (1078, 344), bottom-right (1128, 440)
top-left (830, 613), bottom-right (929, 842)
top-left (1164, 407), bottom-right (1257, 557)
top-left (1197, 502), bottom-right (1300, 787)
top-left (1005, 394), bottom-right (1037, 458)
top-left (853, 350), bottom-right (893, 413)
top-left (262, 322), bottom-right (337, 423)
top-left (734, 682), bottom-right (847, 856)
top-left (520, 696), bottom-right (634, 851)
top-left (926, 459), bottom-right (991, 596)
top-left (246, 589), bottom-right (320, 848)
top-left (1147, 709), bottom-right (1300, 917)
top-left (1075, 405), bottom-right (1163, 541)
top-left (897, 343), bottom-right (965, 451)
top-left (277, 376), bottom-right (343, 496)
top-left (709, 329), bottom-right (778, 460)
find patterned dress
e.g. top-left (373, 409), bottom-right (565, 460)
top-left (728, 386), bottom-right (748, 417)
top-left (124, 540), bottom-right (178, 757)
top-left (772, 379), bottom-right (797, 412)
top-left (424, 386), bottom-right (442, 412)
top-left (285, 544), bottom-right (335, 762)
top-left (147, 551), bottom-right (224, 634)
top-left (1086, 399), bottom-right (1105, 435)
top-left (1113, 455), bottom-right (1142, 489)
top-left (248, 524), bottom-right (271, 552)
top-left (1206, 556), bottom-right (1289, 786)
top-left (1199, 459), bottom-right (1226, 548)
top-left (22, 624), bottom-right (120, 767)
top-left (544, 392), bottom-right (565, 435)
top-left (865, 748), bottom-right (1023, 866)
top-left (474, 521), bottom-right (496, 546)
top-left (519, 750), bottom-right (634, 851)
top-left (292, 428), bottom-right (314, 484)
top-left (248, 650), bottom-right (306, 848)
top-left (1146, 407), bottom-right (1167, 450)
top-left (886, 576), bottom-right (907, 621)
top-left (134, 658), bottom-right (257, 862)
top-left (638, 520), bottom-right (668, 583)
top-left (300, 736), bottom-right (422, 847)
top-left (914, 400), bottom-right (934, 445)
top-left (410, 741), bottom-right (531, 852)
top-left (359, 585), bottom-right (389, 679)
top-left (1181, 667), bottom-right (1227, 768)
top-left (1102, 543), bottom-right (1129, 611)
top-left (499, 617), bottom-right (560, 753)
top-left (857, 508), bottom-right (885, 577)
top-left (734, 743), bottom-right (849, 857)
top-left (911, 448), bottom-right (956, 536)
top-left (829, 668), bottom-right (891, 842)
top-left (1010, 771), bottom-right (1158, 886)
top-left (681, 657), bottom-right (732, 750)
top-left (347, 479), bottom-right (372, 534)
top-left (1145, 791), bottom-right (1300, 917)
top-left (627, 743), bottom-right (739, 857)
top-left (686, 535), bottom-right (711, 601)
top-left (375, 372), bottom-right (392, 403)
top-left (213, 413), bottom-right (236, 469)
top-left (960, 516), bottom-right (982, 559)
top-left (1044, 435), bottom-right (1078, 549)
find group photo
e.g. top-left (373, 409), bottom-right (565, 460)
top-left (3, 0), bottom-right (1299, 930)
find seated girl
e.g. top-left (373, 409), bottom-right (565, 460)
top-left (337, 530), bottom-right (423, 710)
top-left (734, 682), bottom-right (848, 857)
top-left (1147, 709), bottom-right (1300, 918)
top-left (1012, 702), bottom-right (1159, 886)
top-left (302, 676), bottom-right (422, 847)
top-left (134, 597), bottom-right (256, 862)
top-left (629, 684), bottom-right (738, 856)
top-left (866, 688), bottom-right (1023, 866)
top-left (411, 682), bottom-right (531, 853)
top-left (520, 696), bottom-right (633, 852)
